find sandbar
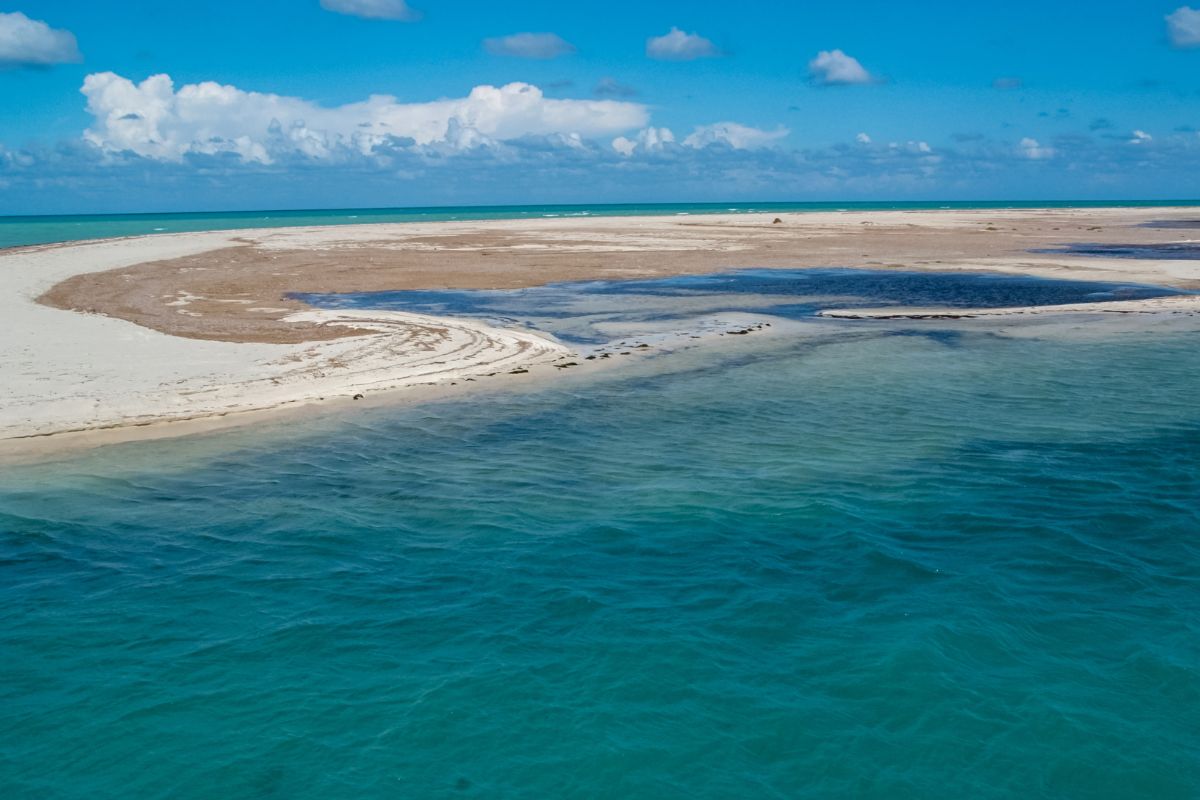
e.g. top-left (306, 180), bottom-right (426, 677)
top-left (5, 207), bottom-right (1200, 447)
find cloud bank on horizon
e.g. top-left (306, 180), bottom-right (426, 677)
top-left (1, 2), bottom-right (1199, 211)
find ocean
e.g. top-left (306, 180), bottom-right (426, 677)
top-left (2, 206), bottom-right (1199, 798)
top-left (4, 199), bottom-right (1200, 250)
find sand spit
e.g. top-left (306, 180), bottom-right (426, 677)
top-left (6, 207), bottom-right (1200, 444)
top-left (0, 233), bottom-right (567, 442)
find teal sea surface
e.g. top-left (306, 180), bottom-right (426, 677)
top-left (4, 199), bottom-right (1200, 249)
top-left (3, 323), bottom-right (1199, 798)
top-left (2, 207), bottom-right (1200, 797)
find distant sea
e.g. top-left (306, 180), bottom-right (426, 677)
top-left (3, 199), bottom-right (1200, 249)
top-left (2, 204), bottom-right (1199, 798)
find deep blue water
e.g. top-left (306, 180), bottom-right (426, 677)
top-left (294, 269), bottom-right (1182, 345)
top-left (4, 200), bottom-right (1200, 249)
top-left (3, 326), bottom-right (1199, 798)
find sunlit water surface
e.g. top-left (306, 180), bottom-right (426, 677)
top-left (3, 318), bottom-right (1199, 798)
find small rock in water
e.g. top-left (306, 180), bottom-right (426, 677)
top-left (510, 368), bottom-right (529, 374)
top-left (773, 218), bottom-right (783, 224)
top-left (353, 393), bottom-right (364, 401)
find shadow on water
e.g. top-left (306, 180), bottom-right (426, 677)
top-left (291, 268), bottom-right (1181, 345)
top-left (1035, 242), bottom-right (1200, 259)
top-left (1139, 220), bottom-right (1200, 229)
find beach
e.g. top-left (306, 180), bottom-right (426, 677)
top-left (4, 206), bottom-right (1200, 446)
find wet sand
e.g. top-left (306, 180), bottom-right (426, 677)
top-left (37, 207), bottom-right (1200, 343)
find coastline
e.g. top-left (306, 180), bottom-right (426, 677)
top-left (4, 206), bottom-right (1200, 451)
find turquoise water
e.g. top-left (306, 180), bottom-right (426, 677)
top-left (4, 199), bottom-right (1200, 249)
top-left (3, 323), bottom-right (1199, 798)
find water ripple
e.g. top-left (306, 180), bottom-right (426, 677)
top-left (1, 329), bottom-right (1199, 798)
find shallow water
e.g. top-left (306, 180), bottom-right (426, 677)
top-left (295, 269), bottom-right (1179, 344)
top-left (3, 322), bottom-right (1199, 798)
top-left (1036, 242), bottom-right (1200, 260)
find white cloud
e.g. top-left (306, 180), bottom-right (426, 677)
top-left (856, 132), bottom-right (872, 144)
top-left (80, 73), bottom-right (648, 163)
top-left (808, 50), bottom-right (874, 86)
top-left (887, 141), bottom-right (934, 155)
top-left (484, 32), bottom-right (575, 59)
top-left (1166, 7), bottom-right (1200, 48)
top-left (646, 27), bottom-right (719, 60)
top-left (612, 127), bottom-right (675, 156)
top-left (1020, 137), bottom-right (1055, 159)
top-left (683, 122), bottom-right (788, 150)
top-left (1130, 130), bottom-right (1153, 144)
top-left (319, 0), bottom-right (421, 21)
top-left (0, 11), bottom-right (81, 66)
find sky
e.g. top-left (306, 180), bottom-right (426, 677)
top-left (1, 0), bottom-right (1199, 214)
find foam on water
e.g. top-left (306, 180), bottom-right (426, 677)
top-left (2, 324), bottom-right (1199, 798)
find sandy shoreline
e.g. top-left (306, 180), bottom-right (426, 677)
top-left (4, 206), bottom-right (1200, 450)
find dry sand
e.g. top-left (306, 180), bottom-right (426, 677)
top-left (5, 207), bottom-right (1200, 446)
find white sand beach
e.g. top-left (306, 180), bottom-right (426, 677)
top-left (0, 232), bottom-right (570, 442)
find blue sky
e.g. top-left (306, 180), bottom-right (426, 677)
top-left (1, 0), bottom-right (1199, 214)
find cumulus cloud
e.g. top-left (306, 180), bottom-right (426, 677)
top-left (80, 73), bottom-right (648, 163)
top-left (646, 27), bottom-right (719, 60)
top-left (855, 132), bottom-right (872, 144)
top-left (0, 11), bottom-right (81, 67)
top-left (483, 33), bottom-right (575, 59)
top-left (683, 122), bottom-right (789, 150)
top-left (612, 127), bottom-right (675, 156)
top-left (1130, 129), bottom-right (1153, 144)
top-left (319, 0), bottom-right (421, 22)
top-left (1167, 7), bottom-right (1200, 48)
top-left (808, 50), bottom-right (875, 86)
top-left (1020, 137), bottom-right (1055, 159)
